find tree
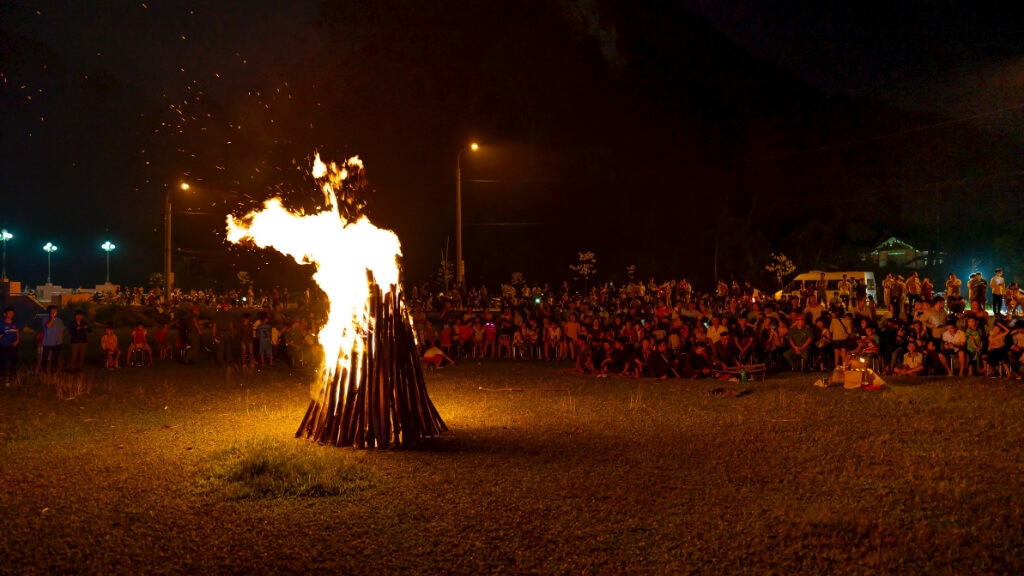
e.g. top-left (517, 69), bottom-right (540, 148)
top-left (765, 253), bottom-right (796, 288)
top-left (570, 251), bottom-right (597, 294)
top-left (237, 271), bottom-right (252, 290)
top-left (437, 258), bottom-right (454, 291)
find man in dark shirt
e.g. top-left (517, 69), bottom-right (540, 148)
top-left (1, 307), bottom-right (20, 385)
top-left (211, 302), bottom-right (234, 365)
top-left (711, 331), bottom-right (741, 371)
top-left (643, 340), bottom-right (672, 378)
top-left (67, 310), bottom-right (90, 372)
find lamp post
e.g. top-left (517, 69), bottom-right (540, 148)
top-left (101, 241), bottom-right (116, 284)
top-left (456, 142), bottom-right (478, 286)
top-left (164, 183), bottom-right (190, 303)
top-left (43, 242), bottom-right (57, 285)
top-left (1, 229), bottom-right (12, 281)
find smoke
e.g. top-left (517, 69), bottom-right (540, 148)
top-left (557, 0), bottom-right (626, 71)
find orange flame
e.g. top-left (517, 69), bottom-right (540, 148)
top-left (226, 153), bottom-right (401, 399)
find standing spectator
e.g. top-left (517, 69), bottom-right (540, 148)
top-left (815, 273), bottom-right (827, 306)
top-left (921, 277), bottom-right (934, 302)
top-left (969, 273), bottom-right (988, 309)
top-left (838, 275), bottom-right (852, 310)
top-left (905, 272), bottom-right (922, 309)
top-left (256, 313), bottom-right (273, 365)
top-left (285, 320), bottom-right (304, 366)
top-left (991, 269), bottom-right (1006, 316)
top-left (183, 307), bottom-right (202, 364)
top-left (156, 322), bottom-right (171, 359)
top-left (854, 278), bottom-right (868, 304)
top-left (945, 273), bottom-right (962, 298)
top-left (212, 302), bottom-right (234, 365)
top-left (889, 276), bottom-right (905, 315)
top-left (40, 305), bottom-right (65, 374)
top-left (66, 310), bottom-right (90, 372)
top-left (0, 308), bottom-right (20, 385)
top-left (238, 314), bottom-right (255, 366)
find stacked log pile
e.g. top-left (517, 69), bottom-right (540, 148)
top-left (296, 274), bottom-right (446, 448)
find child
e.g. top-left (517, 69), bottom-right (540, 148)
top-left (238, 314), bottom-right (254, 366)
top-left (256, 313), bottom-right (273, 366)
top-left (155, 322), bottom-right (170, 359)
top-left (423, 345), bottom-right (456, 368)
top-left (101, 324), bottom-right (120, 369)
top-left (127, 322), bottom-right (153, 365)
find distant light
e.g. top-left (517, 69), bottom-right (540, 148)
top-left (43, 242), bottom-right (57, 253)
top-left (470, 143), bottom-right (479, 151)
top-left (101, 241), bottom-right (116, 252)
top-left (0, 229), bottom-right (12, 241)
top-left (180, 183), bottom-right (190, 190)
top-left (535, 297), bottom-right (541, 304)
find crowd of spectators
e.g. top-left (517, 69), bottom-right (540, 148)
top-left (411, 270), bottom-right (1024, 380)
top-left (4, 270), bottom-right (1022, 385)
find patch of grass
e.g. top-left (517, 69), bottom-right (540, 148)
top-left (204, 437), bottom-right (376, 499)
top-left (1, 359), bottom-right (1023, 573)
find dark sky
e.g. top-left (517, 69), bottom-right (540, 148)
top-left (681, 1), bottom-right (1024, 119)
top-left (2, 0), bottom-right (1021, 291)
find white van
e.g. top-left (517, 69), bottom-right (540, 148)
top-left (774, 271), bottom-right (877, 304)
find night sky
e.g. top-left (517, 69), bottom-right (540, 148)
top-left (2, 0), bottom-right (1022, 292)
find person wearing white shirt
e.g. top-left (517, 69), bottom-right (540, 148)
top-left (940, 323), bottom-right (967, 377)
top-left (991, 269), bottom-right (1006, 316)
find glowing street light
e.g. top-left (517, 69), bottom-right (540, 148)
top-left (101, 241), bottom-right (116, 283)
top-left (164, 182), bottom-right (192, 302)
top-left (1, 229), bottom-right (12, 281)
top-left (43, 242), bottom-right (57, 285)
top-left (456, 142), bottom-right (479, 286)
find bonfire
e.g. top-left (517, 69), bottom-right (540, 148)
top-left (226, 154), bottom-right (446, 448)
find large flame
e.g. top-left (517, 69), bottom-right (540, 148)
top-left (226, 153), bottom-right (401, 397)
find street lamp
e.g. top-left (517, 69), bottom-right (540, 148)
top-left (164, 182), bottom-right (191, 302)
top-left (101, 241), bottom-right (116, 284)
top-left (43, 242), bottom-right (57, 285)
top-left (1, 229), bottom-right (12, 281)
top-left (456, 142), bottom-right (479, 286)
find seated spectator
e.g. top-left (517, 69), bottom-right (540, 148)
top-left (684, 342), bottom-right (713, 379)
top-left (101, 324), bottom-right (120, 369)
top-left (127, 322), bottom-right (153, 365)
top-left (711, 331), bottom-right (741, 371)
top-left (643, 340), bottom-right (672, 379)
top-left (983, 319), bottom-right (1011, 376)
top-left (574, 335), bottom-right (596, 374)
top-left (940, 323), bottom-right (967, 376)
top-left (893, 340), bottom-right (925, 376)
top-left (783, 315), bottom-right (815, 371)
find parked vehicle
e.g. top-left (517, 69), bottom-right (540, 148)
top-left (774, 271), bottom-right (877, 304)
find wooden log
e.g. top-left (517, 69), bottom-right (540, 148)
top-left (297, 272), bottom-right (446, 448)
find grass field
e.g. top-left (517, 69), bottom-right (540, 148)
top-left (2, 360), bottom-right (1023, 574)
